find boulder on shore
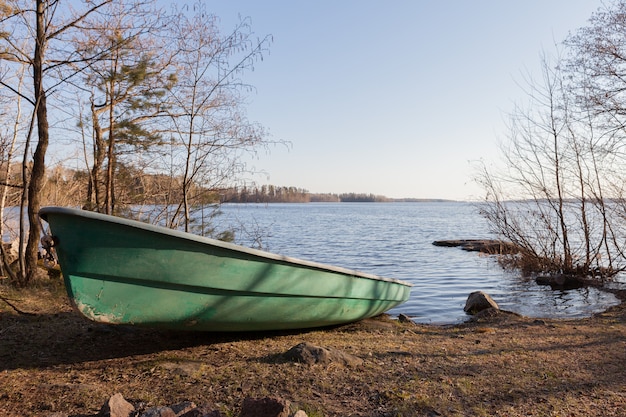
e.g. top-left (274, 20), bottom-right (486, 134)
top-left (283, 342), bottom-right (363, 367)
top-left (464, 291), bottom-right (499, 315)
top-left (98, 393), bottom-right (134, 417)
top-left (239, 397), bottom-right (291, 417)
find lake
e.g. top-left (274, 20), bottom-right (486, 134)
top-left (217, 201), bottom-right (624, 324)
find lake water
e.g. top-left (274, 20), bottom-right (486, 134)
top-left (217, 202), bottom-right (624, 324)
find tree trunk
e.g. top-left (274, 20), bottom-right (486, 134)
top-left (104, 57), bottom-right (117, 215)
top-left (88, 98), bottom-right (105, 211)
top-left (25, 0), bottom-right (49, 283)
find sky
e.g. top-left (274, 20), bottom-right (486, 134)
top-left (202, 1), bottom-right (605, 200)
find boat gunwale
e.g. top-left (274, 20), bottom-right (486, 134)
top-left (39, 206), bottom-right (413, 288)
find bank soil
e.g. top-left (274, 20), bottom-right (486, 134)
top-left (1, 281), bottom-right (625, 417)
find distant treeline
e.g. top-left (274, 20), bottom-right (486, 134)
top-left (220, 186), bottom-right (393, 203)
top-left (220, 185), bottom-right (451, 203)
top-left (222, 185), bottom-right (312, 203)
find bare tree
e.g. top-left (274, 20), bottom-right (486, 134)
top-left (563, 1), bottom-right (626, 267)
top-left (477, 53), bottom-right (626, 280)
top-left (162, 6), bottom-right (272, 233)
top-left (0, 1), bottom-right (277, 285)
top-left (564, 0), bottom-right (626, 135)
top-left (0, 0), bottom-right (112, 285)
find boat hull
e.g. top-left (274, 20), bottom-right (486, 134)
top-left (39, 207), bottom-right (411, 331)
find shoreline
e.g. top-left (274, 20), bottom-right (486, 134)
top-left (1, 283), bottom-right (625, 416)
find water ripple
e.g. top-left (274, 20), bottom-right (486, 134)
top-left (218, 202), bottom-right (624, 324)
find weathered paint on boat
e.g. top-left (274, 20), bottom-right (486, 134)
top-left (39, 207), bottom-right (412, 331)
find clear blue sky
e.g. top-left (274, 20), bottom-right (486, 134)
top-left (206, 1), bottom-right (604, 200)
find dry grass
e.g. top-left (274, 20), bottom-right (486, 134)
top-left (1, 278), bottom-right (625, 417)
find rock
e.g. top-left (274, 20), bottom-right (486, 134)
top-left (536, 274), bottom-right (585, 290)
top-left (239, 397), bottom-right (290, 417)
top-left (98, 393), bottom-right (135, 417)
top-left (398, 313), bottom-right (414, 324)
top-left (170, 401), bottom-right (197, 415)
top-left (139, 406), bottom-right (176, 417)
top-left (432, 239), bottom-right (519, 254)
top-left (464, 291), bottom-right (499, 315)
top-left (283, 342), bottom-right (363, 367)
top-left (292, 411), bottom-right (308, 417)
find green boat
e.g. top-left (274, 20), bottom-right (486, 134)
top-left (39, 207), bottom-right (412, 332)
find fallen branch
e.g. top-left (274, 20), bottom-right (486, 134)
top-left (0, 294), bottom-right (35, 316)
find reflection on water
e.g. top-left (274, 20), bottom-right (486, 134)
top-left (217, 202), bottom-right (624, 324)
